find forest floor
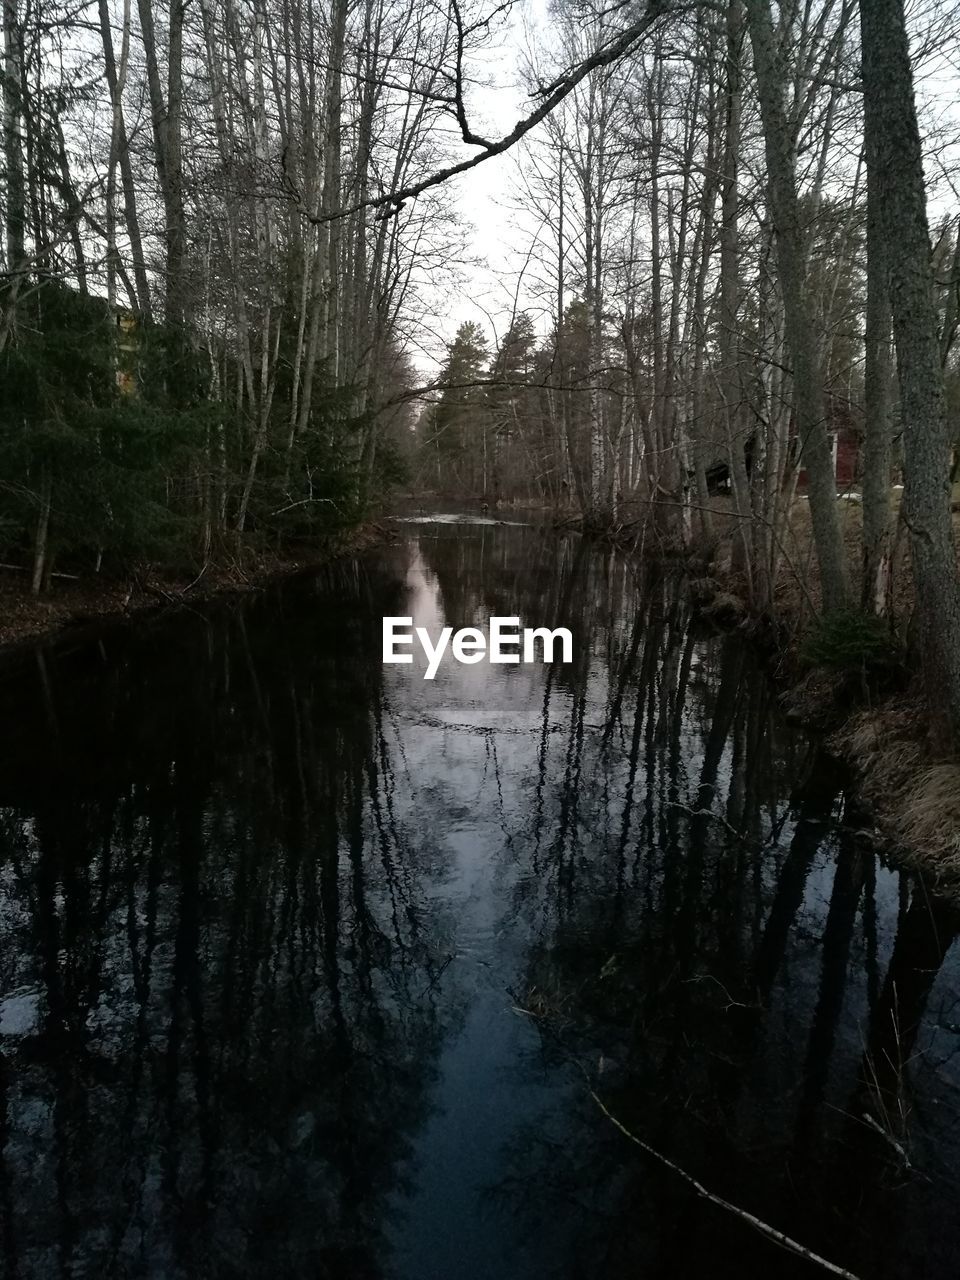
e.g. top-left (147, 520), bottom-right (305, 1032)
top-left (0, 522), bottom-right (395, 655)
top-left (584, 492), bottom-right (960, 897)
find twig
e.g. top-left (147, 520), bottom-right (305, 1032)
top-left (667, 800), bottom-right (748, 841)
top-left (0, 562), bottom-right (80, 581)
top-left (420, 953), bottom-right (454, 996)
top-left (270, 497), bottom-right (338, 516)
top-left (183, 563), bottom-right (209, 593)
top-left (861, 1112), bottom-right (912, 1170)
top-left (682, 972), bottom-right (759, 1011)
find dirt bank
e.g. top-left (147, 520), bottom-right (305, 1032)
top-left (0, 523), bottom-right (395, 655)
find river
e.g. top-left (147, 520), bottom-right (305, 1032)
top-left (0, 517), bottom-right (958, 1279)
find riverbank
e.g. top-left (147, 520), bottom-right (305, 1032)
top-left (0, 522), bottom-right (395, 654)
top-left (569, 496), bottom-right (960, 896)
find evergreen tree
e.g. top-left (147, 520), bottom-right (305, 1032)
top-left (421, 322), bottom-right (490, 493)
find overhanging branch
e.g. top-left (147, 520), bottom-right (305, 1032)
top-left (298, 0), bottom-right (676, 225)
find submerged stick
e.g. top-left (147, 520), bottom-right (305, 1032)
top-left (512, 1001), bottom-right (861, 1279)
top-left (588, 1088), bottom-right (862, 1280)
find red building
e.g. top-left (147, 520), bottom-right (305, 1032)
top-left (797, 396), bottom-right (862, 490)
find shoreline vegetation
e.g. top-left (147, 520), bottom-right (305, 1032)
top-left (564, 493), bottom-right (960, 896)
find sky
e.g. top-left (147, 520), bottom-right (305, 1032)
top-left (411, 0), bottom-right (960, 381)
top-left (416, 0), bottom-right (552, 375)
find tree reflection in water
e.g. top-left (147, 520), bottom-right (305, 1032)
top-left (0, 521), bottom-right (958, 1280)
top-left (0, 560), bottom-right (451, 1278)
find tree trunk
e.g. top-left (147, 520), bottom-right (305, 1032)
top-left (31, 468), bottom-right (51, 596)
top-left (860, 112), bottom-right (893, 615)
top-left (745, 0), bottom-right (850, 611)
top-left (98, 0), bottom-right (151, 319)
top-left (137, 0), bottom-right (186, 332)
top-left (860, 0), bottom-right (960, 746)
top-left (720, 0), bottom-right (752, 588)
top-left (3, 0), bottom-right (25, 274)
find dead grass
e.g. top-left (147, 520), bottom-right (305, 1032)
top-left (786, 499), bottom-right (960, 888)
top-left (832, 698), bottom-right (960, 885)
top-left (699, 589), bottom-right (748, 627)
top-left (900, 765), bottom-right (960, 867)
top-left (781, 665), bottom-right (853, 730)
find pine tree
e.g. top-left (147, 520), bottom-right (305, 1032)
top-left (423, 322), bottom-right (490, 494)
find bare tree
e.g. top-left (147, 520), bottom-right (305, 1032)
top-left (744, 0), bottom-right (850, 611)
top-left (860, 0), bottom-right (960, 746)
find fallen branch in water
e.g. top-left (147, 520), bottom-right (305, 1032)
top-left (666, 800), bottom-right (792, 853)
top-left (420, 952), bottom-right (455, 996)
top-left (588, 1087), bottom-right (862, 1280)
top-left (667, 800), bottom-right (748, 841)
top-left (512, 1000), bottom-right (861, 1280)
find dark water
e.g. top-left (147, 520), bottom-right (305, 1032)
top-left (1, 520), bottom-right (959, 1280)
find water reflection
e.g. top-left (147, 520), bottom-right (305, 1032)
top-left (0, 523), bottom-right (958, 1279)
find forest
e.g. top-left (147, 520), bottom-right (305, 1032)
top-left (2, 0), bottom-right (960, 744)
top-left (6, 3), bottom-right (960, 1274)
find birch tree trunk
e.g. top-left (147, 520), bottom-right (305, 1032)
top-left (137, 0), bottom-right (186, 334)
top-left (98, 0), bottom-right (150, 318)
top-left (100, 0), bottom-right (131, 310)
